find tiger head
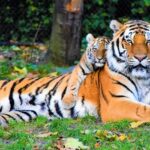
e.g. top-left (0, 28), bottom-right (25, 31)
top-left (86, 33), bottom-right (110, 67)
top-left (107, 20), bottom-right (150, 79)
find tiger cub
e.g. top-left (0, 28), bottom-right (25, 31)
top-left (63, 33), bottom-right (110, 109)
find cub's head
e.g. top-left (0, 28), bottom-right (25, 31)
top-left (86, 33), bottom-right (110, 67)
top-left (107, 20), bottom-right (150, 79)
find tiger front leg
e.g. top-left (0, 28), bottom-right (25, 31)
top-left (62, 68), bottom-right (81, 109)
top-left (62, 85), bottom-right (78, 109)
top-left (62, 94), bottom-right (76, 109)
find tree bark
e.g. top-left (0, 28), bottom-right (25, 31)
top-left (46, 0), bottom-right (83, 65)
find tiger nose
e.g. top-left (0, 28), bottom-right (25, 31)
top-left (134, 55), bottom-right (147, 61)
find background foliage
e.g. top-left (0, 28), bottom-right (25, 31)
top-left (0, 0), bottom-right (54, 42)
top-left (0, 0), bottom-right (150, 79)
top-left (81, 0), bottom-right (150, 47)
top-left (0, 0), bottom-right (150, 43)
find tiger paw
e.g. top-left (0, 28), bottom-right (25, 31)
top-left (0, 116), bottom-right (8, 128)
top-left (62, 94), bottom-right (76, 109)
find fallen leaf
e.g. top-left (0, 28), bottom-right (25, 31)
top-left (49, 72), bottom-right (58, 77)
top-left (35, 44), bottom-right (48, 51)
top-left (96, 130), bottom-right (116, 140)
top-left (81, 129), bottom-right (91, 134)
top-left (96, 129), bottom-right (128, 141)
top-left (11, 45), bottom-right (21, 51)
top-left (63, 137), bottom-right (89, 149)
top-left (35, 131), bottom-right (58, 138)
top-left (94, 142), bottom-right (101, 148)
top-left (55, 139), bottom-right (68, 150)
top-left (14, 66), bottom-right (28, 75)
top-left (33, 145), bottom-right (39, 150)
top-left (117, 133), bottom-right (128, 141)
top-left (96, 129), bottom-right (105, 138)
top-left (130, 121), bottom-right (145, 128)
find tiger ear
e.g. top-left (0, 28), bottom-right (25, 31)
top-left (86, 33), bottom-right (95, 44)
top-left (110, 20), bottom-right (123, 33)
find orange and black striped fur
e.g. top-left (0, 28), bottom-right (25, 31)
top-left (62, 33), bottom-right (109, 109)
top-left (1, 20), bottom-right (150, 126)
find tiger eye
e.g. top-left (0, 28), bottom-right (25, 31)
top-left (125, 35), bottom-right (129, 38)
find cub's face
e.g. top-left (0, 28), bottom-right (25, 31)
top-left (107, 20), bottom-right (150, 79)
top-left (86, 33), bottom-right (109, 67)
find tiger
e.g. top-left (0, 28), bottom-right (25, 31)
top-left (62, 33), bottom-right (109, 109)
top-left (1, 20), bottom-right (150, 127)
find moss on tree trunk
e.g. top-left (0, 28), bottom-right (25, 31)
top-left (47, 0), bottom-right (83, 66)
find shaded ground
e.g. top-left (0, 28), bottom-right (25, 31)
top-left (0, 45), bottom-right (73, 80)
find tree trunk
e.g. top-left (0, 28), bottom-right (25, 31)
top-left (46, 0), bottom-right (83, 65)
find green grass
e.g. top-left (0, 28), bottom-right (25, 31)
top-left (0, 116), bottom-right (150, 150)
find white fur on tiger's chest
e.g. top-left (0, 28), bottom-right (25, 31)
top-left (144, 92), bottom-right (150, 104)
top-left (140, 87), bottom-right (150, 105)
top-left (134, 79), bottom-right (150, 104)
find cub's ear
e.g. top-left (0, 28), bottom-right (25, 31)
top-left (86, 33), bottom-right (95, 44)
top-left (110, 20), bottom-right (123, 33)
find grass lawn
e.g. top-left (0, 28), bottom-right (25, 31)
top-left (0, 116), bottom-right (150, 150)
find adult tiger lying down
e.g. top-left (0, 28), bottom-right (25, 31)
top-left (0, 19), bottom-right (150, 126)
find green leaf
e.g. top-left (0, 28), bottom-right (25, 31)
top-left (144, 0), bottom-right (150, 6)
top-left (97, 0), bottom-right (104, 5)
